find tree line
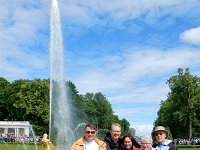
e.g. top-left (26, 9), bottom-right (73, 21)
top-left (154, 68), bottom-right (200, 139)
top-left (0, 78), bottom-right (132, 136)
top-left (1, 68), bottom-right (199, 139)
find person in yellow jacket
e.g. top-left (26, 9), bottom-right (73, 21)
top-left (71, 124), bottom-right (106, 150)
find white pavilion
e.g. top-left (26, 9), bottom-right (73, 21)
top-left (0, 121), bottom-right (31, 138)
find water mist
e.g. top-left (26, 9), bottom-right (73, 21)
top-left (50, 0), bottom-right (71, 149)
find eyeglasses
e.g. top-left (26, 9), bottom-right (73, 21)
top-left (155, 132), bottom-right (163, 136)
top-left (85, 131), bottom-right (96, 134)
top-left (111, 130), bottom-right (121, 133)
top-left (124, 141), bottom-right (132, 144)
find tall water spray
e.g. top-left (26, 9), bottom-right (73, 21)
top-left (50, 0), bottom-right (71, 149)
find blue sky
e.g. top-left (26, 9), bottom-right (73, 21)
top-left (1, 0), bottom-right (200, 136)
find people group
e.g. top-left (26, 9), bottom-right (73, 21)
top-left (71, 123), bottom-right (178, 150)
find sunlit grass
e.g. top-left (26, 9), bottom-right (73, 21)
top-left (1, 143), bottom-right (200, 150)
top-left (0, 143), bottom-right (44, 150)
top-left (179, 148), bottom-right (200, 150)
top-left (178, 145), bottom-right (200, 150)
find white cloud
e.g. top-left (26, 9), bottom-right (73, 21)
top-left (132, 122), bottom-right (154, 136)
top-left (112, 103), bottom-right (159, 136)
top-left (114, 106), bottom-right (158, 117)
top-left (61, 4), bottom-right (93, 25)
top-left (0, 0), bottom-right (49, 45)
top-left (72, 48), bottom-right (200, 96)
top-left (0, 47), bottom-right (48, 80)
top-left (180, 27), bottom-right (200, 45)
top-left (0, 0), bottom-right (49, 80)
top-left (108, 80), bottom-right (169, 103)
top-left (60, 0), bottom-right (200, 26)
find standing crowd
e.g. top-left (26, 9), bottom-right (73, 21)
top-left (71, 123), bottom-right (177, 150)
top-left (175, 138), bottom-right (200, 145)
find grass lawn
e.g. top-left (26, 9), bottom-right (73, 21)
top-left (178, 145), bottom-right (200, 150)
top-left (1, 143), bottom-right (200, 150)
top-left (179, 148), bottom-right (200, 150)
top-left (0, 143), bottom-right (44, 150)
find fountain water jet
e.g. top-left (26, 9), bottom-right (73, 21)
top-left (1, 0), bottom-right (98, 149)
top-left (50, 0), bottom-right (72, 149)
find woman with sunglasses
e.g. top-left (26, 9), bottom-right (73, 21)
top-left (121, 134), bottom-right (141, 150)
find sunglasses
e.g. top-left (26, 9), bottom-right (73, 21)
top-left (85, 131), bottom-right (96, 134)
top-left (155, 132), bottom-right (163, 136)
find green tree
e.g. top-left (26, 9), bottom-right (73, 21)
top-left (82, 92), bottom-right (130, 134)
top-left (93, 92), bottom-right (114, 129)
top-left (4, 79), bottom-right (26, 121)
top-left (82, 92), bottom-right (114, 129)
top-left (67, 81), bottom-right (87, 129)
top-left (0, 77), bottom-right (10, 120)
top-left (13, 79), bottom-right (50, 134)
top-left (0, 77), bottom-right (133, 137)
top-left (155, 68), bottom-right (200, 138)
top-left (120, 118), bottom-right (130, 135)
top-left (128, 128), bottom-right (136, 137)
top-left (82, 93), bottom-right (99, 126)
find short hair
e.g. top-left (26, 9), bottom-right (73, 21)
top-left (110, 123), bottom-right (121, 130)
top-left (141, 135), bottom-right (153, 143)
top-left (84, 124), bottom-right (96, 130)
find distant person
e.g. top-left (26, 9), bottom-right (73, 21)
top-left (104, 123), bottom-right (122, 150)
top-left (121, 134), bottom-right (141, 150)
top-left (151, 126), bottom-right (177, 150)
top-left (140, 135), bottom-right (156, 150)
top-left (71, 124), bottom-right (106, 150)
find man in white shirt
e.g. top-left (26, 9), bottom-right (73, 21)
top-left (71, 124), bottom-right (106, 150)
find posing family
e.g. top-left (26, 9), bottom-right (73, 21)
top-left (71, 123), bottom-right (177, 150)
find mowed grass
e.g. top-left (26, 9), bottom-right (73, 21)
top-left (179, 148), bottom-right (200, 150)
top-left (1, 143), bottom-right (200, 150)
top-left (0, 143), bottom-right (44, 150)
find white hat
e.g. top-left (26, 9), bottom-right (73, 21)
top-left (151, 126), bottom-right (168, 138)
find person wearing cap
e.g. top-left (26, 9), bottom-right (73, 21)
top-left (151, 126), bottom-right (177, 150)
top-left (140, 135), bottom-right (156, 150)
top-left (71, 124), bottom-right (106, 150)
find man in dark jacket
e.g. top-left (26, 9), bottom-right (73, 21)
top-left (152, 126), bottom-right (177, 150)
top-left (104, 123), bottom-right (122, 150)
